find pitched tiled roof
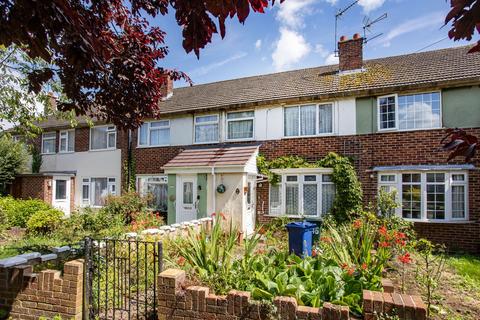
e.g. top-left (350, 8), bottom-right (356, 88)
top-left (159, 45), bottom-right (480, 114)
top-left (163, 145), bottom-right (259, 168)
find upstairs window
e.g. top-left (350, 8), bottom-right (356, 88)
top-left (194, 115), bottom-right (219, 143)
top-left (90, 126), bottom-right (116, 150)
top-left (138, 120), bottom-right (170, 147)
top-left (59, 130), bottom-right (75, 153)
top-left (42, 132), bottom-right (56, 154)
top-left (226, 111), bottom-right (254, 140)
top-left (378, 92), bottom-right (441, 131)
top-left (284, 104), bottom-right (333, 137)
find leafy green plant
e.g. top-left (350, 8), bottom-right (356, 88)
top-left (0, 134), bottom-right (28, 193)
top-left (103, 191), bottom-right (148, 223)
top-left (415, 239), bottom-right (447, 317)
top-left (377, 189), bottom-right (400, 218)
top-left (130, 211), bottom-right (164, 232)
top-left (26, 208), bottom-right (63, 234)
top-left (0, 196), bottom-right (52, 228)
top-left (30, 145), bottom-right (42, 173)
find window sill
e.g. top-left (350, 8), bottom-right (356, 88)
top-left (58, 151), bottom-right (75, 154)
top-left (377, 126), bottom-right (443, 134)
top-left (89, 148), bottom-right (117, 152)
top-left (282, 133), bottom-right (335, 140)
top-left (137, 145), bottom-right (171, 149)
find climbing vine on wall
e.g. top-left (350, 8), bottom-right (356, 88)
top-left (257, 152), bottom-right (363, 222)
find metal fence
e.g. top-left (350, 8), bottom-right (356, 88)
top-left (83, 238), bottom-right (163, 320)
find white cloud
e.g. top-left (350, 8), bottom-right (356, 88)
top-left (324, 0), bottom-right (338, 5)
top-left (255, 39), bottom-right (262, 50)
top-left (380, 11), bottom-right (444, 46)
top-left (324, 53), bottom-right (339, 65)
top-left (272, 28), bottom-right (311, 71)
top-left (189, 52), bottom-right (247, 77)
top-left (358, 0), bottom-right (386, 13)
top-left (314, 44), bottom-right (329, 58)
top-left (276, 0), bottom-right (315, 29)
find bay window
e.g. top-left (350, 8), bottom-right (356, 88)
top-left (42, 132), bottom-right (56, 154)
top-left (284, 103), bottom-right (333, 137)
top-left (194, 115), bottom-right (219, 143)
top-left (90, 125), bottom-right (116, 150)
top-left (269, 169), bottom-right (335, 218)
top-left (378, 171), bottom-right (468, 221)
top-left (378, 92), bottom-right (441, 131)
top-left (138, 120), bottom-right (170, 147)
top-left (137, 175), bottom-right (168, 212)
top-left (59, 130), bottom-right (75, 152)
top-left (226, 111), bottom-right (254, 140)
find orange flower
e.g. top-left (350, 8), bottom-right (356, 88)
top-left (394, 231), bottom-right (406, 240)
top-left (361, 263), bottom-right (368, 270)
top-left (353, 219), bottom-right (362, 229)
top-left (347, 266), bottom-right (355, 276)
top-left (320, 236), bottom-right (332, 243)
top-left (312, 248), bottom-right (318, 257)
top-left (378, 225), bottom-right (388, 236)
top-left (177, 256), bottom-right (186, 266)
top-left (379, 241), bottom-right (390, 248)
top-left (395, 239), bottom-right (406, 247)
top-left (398, 252), bottom-right (412, 264)
top-left (341, 262), bottom-right (349, 270)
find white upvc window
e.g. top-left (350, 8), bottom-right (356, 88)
top-left (194, 114), bottom-right (219, 143)
top-left (41, 132), bottom-right (56, 154)
top-left (82, 177), bottom-right (117, 207)
top-left (226, 111), bottom-right (254, 140)
top-left (378, 171), bottom-right (468, 222)
top-left (90, 125), bottom-right (116, 150)
top-left (269, 170), bottom-right (335, 218)
top-left (284, 103), bottom-right (333, 137)
top-left (136, 175), bottom-right (168, 212)
top-left (59, 129), bottom-right (75, 153)
top-left (377, 92), bottom-right (441, 131)
top-left (138, 120), bottom-right (170, 147)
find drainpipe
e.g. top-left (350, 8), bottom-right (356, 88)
top-left (127, 129), bottom-right (132, 191)
top-left (211, 166), bottom-right (216, 215)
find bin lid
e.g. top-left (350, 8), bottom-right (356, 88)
top-left (286, 221), bottom-right (317, 229)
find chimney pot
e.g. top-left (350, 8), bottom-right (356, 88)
top-left (337, 34), bottom-right (363, 72)
top-left (339, 35), bottom-right (347, 42)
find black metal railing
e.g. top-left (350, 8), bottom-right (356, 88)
top-left (83, 238), bottom-right (163, 320)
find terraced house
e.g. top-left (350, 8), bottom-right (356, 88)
top-left (10, 37), bottom-right (480, 253)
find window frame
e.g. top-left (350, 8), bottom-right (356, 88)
top-left (193, 114), bottom-right (220, 144)
top-left (377, 92), bottom-right (442, 132)
top-left (81, 176), bottom-right (117, 207)
top-left (283, 103), bottom-right (334, 138)
top-left (89, 125), bottom-right (117, 151)
top-left (268, 169), bottom-right (335, 218)
top-left (378, 171), bottom-right (468, 222)
top-left (59, 129), bottom-right (75, 153)
top-left (225, 110), bottom-right (255, 141)
top-left (136, 175), bottom-right (169, 211)
top-left (41, 132), bottom-right (57, 154)
top-left (137, 120), bottom-right (171, 147)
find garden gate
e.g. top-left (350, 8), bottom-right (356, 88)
top-left (83, 238), bottom-right (163, 320)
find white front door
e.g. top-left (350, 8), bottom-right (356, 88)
top-left (52, 177), bottom-right (71, 216)
top-left (245, 175), bottom-right (256, 235)
top-left (176, 175), bottom-right (198, 223)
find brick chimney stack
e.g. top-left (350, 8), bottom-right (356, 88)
top-left (338, 33), bottom-right (364, 72)
top-left (160, 74), bottom-right (174, 100)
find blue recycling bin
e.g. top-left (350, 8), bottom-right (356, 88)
top-left (285, 221), bottom-right (317, 257)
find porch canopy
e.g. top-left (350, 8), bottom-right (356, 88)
top-left (162, 145), bottom-right (259, 174)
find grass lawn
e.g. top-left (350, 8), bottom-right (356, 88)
top-left (446, 254), bottom-right (480, 286)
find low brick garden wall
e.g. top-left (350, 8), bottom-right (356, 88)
top-left (158, 269), bottom-right (427, 320)
top-left (0, 260), bottom-right (83, 320)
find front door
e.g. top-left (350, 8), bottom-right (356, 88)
top-left (52, 177), bottom-right (71, 216)
top-left (176, 175), bottom-right (198, 223)
top-left (245, 175), bottom-right (256, 235)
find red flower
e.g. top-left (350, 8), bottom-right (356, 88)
top-left (347, 266), bottom-right (355, 276)
top-left (395, 239), bottom-right (406, 247)
top-left (361, 263), bottom-right (368, 270)
top-left (353, 219), bottom-right (362, 229)
top-left (341, 262), bottom-right (349, 270)
top-left (321, 236), bottom-right (332, 243)
top-left (398, 252), bottom-right (412, 264)
top-left (394, 231), bottom-right (406, 240)
top-left (378, 225), bottom-right (388, 236)
top-left (379, 241), bottom-right (390, 248)
top-left (177, 256), bottom-right (186, 266)
top-left (312, 248), bottom-right (318, 257)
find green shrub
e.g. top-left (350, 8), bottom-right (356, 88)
top-left (102, 192), bottom-right (148, 223)
top-left (0, 196), bottom-right (52, 228)
top-left (26, 208), bottom-right (63, 234)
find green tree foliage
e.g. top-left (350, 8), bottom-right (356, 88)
top-left (0, 134), bottom-right (28, 192)
top-left (26, 208), bottom-right (64, 234)
top-left (257, 152), bottom-right (363, 222)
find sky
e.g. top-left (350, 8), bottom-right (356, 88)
top-left (154, 0), bottom-right (471, 87)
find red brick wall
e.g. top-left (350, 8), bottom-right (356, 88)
top-left (10, 176), bottom-right (52, 204)
top-left (255, 128), bottom-right (480, 253)
top-left (0, 260), bottom-right (84, 320)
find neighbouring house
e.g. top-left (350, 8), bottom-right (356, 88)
top-left (7, 36), bottom-right (480, 253)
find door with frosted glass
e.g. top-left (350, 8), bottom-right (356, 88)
top-left (176, 175), bottom-right (198, 223)
top-left (52, 177), bottom-right (70, 216)
top-left (245, 175), bottom-right (256, 235)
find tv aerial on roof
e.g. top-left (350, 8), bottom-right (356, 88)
top-left (334, 0), bottom-right (388, 55)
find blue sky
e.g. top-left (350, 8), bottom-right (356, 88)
top-left (155, 0), bottom-right (471, 87)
